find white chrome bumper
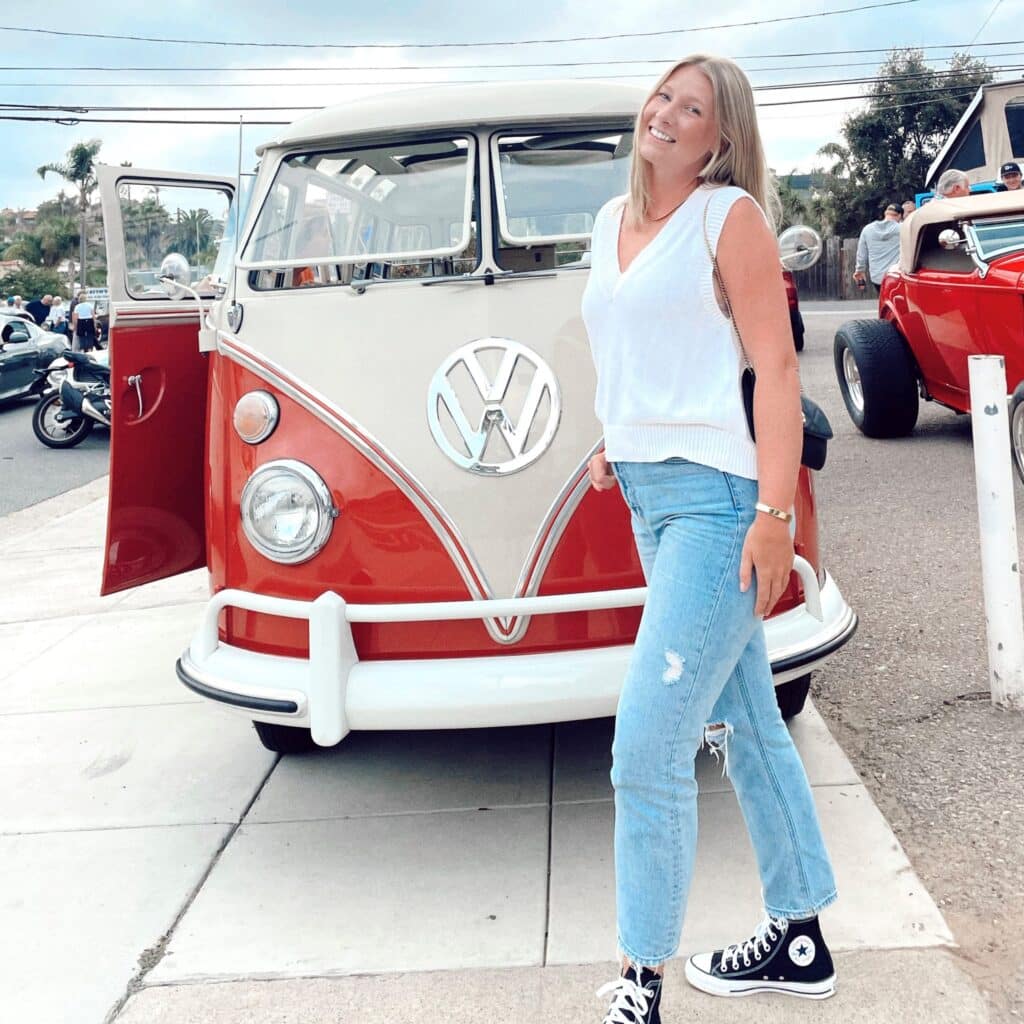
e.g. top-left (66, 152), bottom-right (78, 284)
top-left (177, 560), bottom-right (856, 746)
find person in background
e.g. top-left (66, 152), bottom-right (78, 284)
top-left (291, 214), bottom-right (333, 287)
top-left (25, 294), bottom-right (51, 326)
top-left (852, 202), bottom-right (902, 296)
top-left (46, 296), bottom-right (68, 335)
top-left (935, 169), bottom-right (971, 199)
top-left (998, 161), bottom-right (1022, 191)
top-left (901, 200), bottom-right (916, 219)
top-left (71, 291), bottom-right (96, 352)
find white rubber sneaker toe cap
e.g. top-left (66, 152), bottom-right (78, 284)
top-left (687, 952), bottom-right (714, 975)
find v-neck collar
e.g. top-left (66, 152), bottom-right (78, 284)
top-left (614, 184), bottom-right (708, 282)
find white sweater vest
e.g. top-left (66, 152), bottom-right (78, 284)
top-left (582, 183), bottom-right (758, 480)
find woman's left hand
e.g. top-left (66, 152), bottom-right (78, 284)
top-left (739, 516), bottom-right (794, 618)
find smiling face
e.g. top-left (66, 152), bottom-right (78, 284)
top-left (637, 64), bottom-right (720, 187)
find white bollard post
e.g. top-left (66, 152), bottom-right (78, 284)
top-left (968, 355), bottom-right (1024, 710)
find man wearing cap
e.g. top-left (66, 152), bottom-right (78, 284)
top-left (997, 161), bottom-right (1022, 191)
top-left (853, 202), bottom-right (902, 294)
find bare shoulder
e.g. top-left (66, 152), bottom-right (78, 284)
top-left (718, 195), bottom-right (778, 271)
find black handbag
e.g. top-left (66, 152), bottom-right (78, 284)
top-left (703, 204), bottom-right (833, 471)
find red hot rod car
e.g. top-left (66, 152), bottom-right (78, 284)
top-left (834, 190), bottom-right (1024, 476)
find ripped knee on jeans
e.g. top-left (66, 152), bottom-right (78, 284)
top-left (703, 721), bottom-right (734, 777)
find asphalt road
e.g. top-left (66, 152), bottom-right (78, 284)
top-left (796, 301), bottom-right (1024, 1023)
top-left (0, 394), bottom-right (110, 516)
top-left (0, 300), bottom-right (1020, 1019)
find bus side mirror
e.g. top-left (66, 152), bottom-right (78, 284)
top-left (778, 225), bottom-right (823, 271)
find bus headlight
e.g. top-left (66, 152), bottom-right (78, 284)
top-left (240, 460), bottom-right (337, 564)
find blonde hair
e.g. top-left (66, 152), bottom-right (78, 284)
top-left (626, 54), bottom-right (781, 231)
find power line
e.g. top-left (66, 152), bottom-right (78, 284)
top-left (0, 61), bottom-right (1011, 113)
top-left (0, 63), bottom-right (1011, 93)
top-left (0, 39), bottom-right (1018, 73)
top-left (0, 78), bottom-right (992, 126)
top-left (0, 3), bottom-right (920, 50)
top-left (970, 0), bottom-right (1004, 46)
top-left (0, 52), bottom-right (1018, 78)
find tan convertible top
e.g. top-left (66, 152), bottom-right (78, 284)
top-left (900, 189), bottom-right (1024, 272)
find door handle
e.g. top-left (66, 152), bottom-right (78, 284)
top-left (127, 373), bottom-right (144, 418)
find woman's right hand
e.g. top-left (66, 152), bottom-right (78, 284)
top-left (588, 451), bottom-right (618, 491)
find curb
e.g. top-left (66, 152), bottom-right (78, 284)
top-left (1, 474), bottom-right (109, 550)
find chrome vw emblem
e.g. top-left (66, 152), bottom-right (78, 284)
top-left (427, 338), bottom-right (562, 475)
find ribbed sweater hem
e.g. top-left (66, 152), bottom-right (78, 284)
top-left (604, 424), bottom-right (758, 480)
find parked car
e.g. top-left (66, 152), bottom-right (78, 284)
top-left (97, 81), bottom-right (857, 754)
top-left (0, 313), bottom-right (69, 404)
top-left (834, 191), bottom-right (1024, 462)
top-left (783, 269), bottom-right (804, 351)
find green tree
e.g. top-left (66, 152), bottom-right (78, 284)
top-left (171, 208), bottom-right (214, 260)
top-left (121, 196), bottom-right (171, 268)
top-left (812, 50), bottom-right (993, 235)
top-left (3, 232), bottom-right (45, 266)
top-left (0, 265), bottom-right (65, 300)
top-left (38, 216), bottom-right (80, 268)
top-left (776, 171), bottom-right (809, 230)
top-left (37, 139), bottom-right (102, 288)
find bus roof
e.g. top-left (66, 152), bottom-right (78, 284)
top-left (255, 80), bottom-right (647, 155)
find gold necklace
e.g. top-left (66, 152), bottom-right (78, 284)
top-left (646, 181), bottom-right (702, 223)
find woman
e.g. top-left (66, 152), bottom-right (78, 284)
top-left (584, 55), bottom-right (838, 1023)
top-left (71, 292), bottom-right (96, 352)
top-left (46, 296), bottom-right (68, 335)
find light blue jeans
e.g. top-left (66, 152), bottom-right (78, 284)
top-left (610, 459), bottom-right (837, 968)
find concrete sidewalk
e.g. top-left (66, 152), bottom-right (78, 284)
top-left (1, 480), bottom-right (989, 1023)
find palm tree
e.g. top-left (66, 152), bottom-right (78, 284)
top-left (3, 232), bottom-right (45, 266)
top-left (172, 208), bottom-right (214, 260)
top-left (37, 139), bottom-right (102, 289)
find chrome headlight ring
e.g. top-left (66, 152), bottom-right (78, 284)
top-left (239, 459), bottom-right (338, 565)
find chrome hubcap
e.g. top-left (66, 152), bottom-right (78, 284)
top-left (43, 401), bottom-right (75, 437)
top-left (843, 348), bottom-right (864, 413)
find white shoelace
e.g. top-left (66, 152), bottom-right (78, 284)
top-left (722, 913), bottom-right (788, 971)
top-left (596, 975), bottom-right (654, 1024)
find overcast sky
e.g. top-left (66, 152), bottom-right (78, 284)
top-left (0, 0), bottom-right (1016, 211)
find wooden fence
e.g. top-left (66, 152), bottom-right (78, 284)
top-left (790, 238), bottom-right (862, 300)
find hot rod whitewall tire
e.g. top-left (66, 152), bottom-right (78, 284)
top-left (834, 319), bottom-right (919, 437)
top-left (253, 721), bottom-right (320, 754)
top-left (31, 392), bottom-right (94, 449)
top-left (1010, 382), bottom-right (1024, 486)
top-left (775, 674), bottom-right (811, 720)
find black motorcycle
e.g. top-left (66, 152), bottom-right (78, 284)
top-left (32, 351), bottom-right (111, 449)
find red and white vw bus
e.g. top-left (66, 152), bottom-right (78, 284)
top-left (97, 81), bottom-right (856, 752)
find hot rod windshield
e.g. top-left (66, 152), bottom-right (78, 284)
top-left (239, 135), bottom-right (477, 286)
top-left (968, 216), bottom-right (1024, 262)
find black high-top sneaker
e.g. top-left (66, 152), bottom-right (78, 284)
top-left (597, 962), bottom-right (663, 1023)
top-left (685, 913), bottom-right (836, 999)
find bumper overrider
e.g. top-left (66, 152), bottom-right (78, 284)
top-left (176, 557), bottom-right (857, 746)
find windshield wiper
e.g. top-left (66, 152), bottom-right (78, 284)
top-left (421, 269), bottom-right (558, 287)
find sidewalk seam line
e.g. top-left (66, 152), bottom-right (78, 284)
top-left (102, 748), bottom-right (282, 1024)
top-left (542, 724), bottom-right (555, 967)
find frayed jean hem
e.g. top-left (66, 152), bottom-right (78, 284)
top-left (765, 888), bottom-right (839, 921)
top-left (617, 937), bottom-right (677, 970)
